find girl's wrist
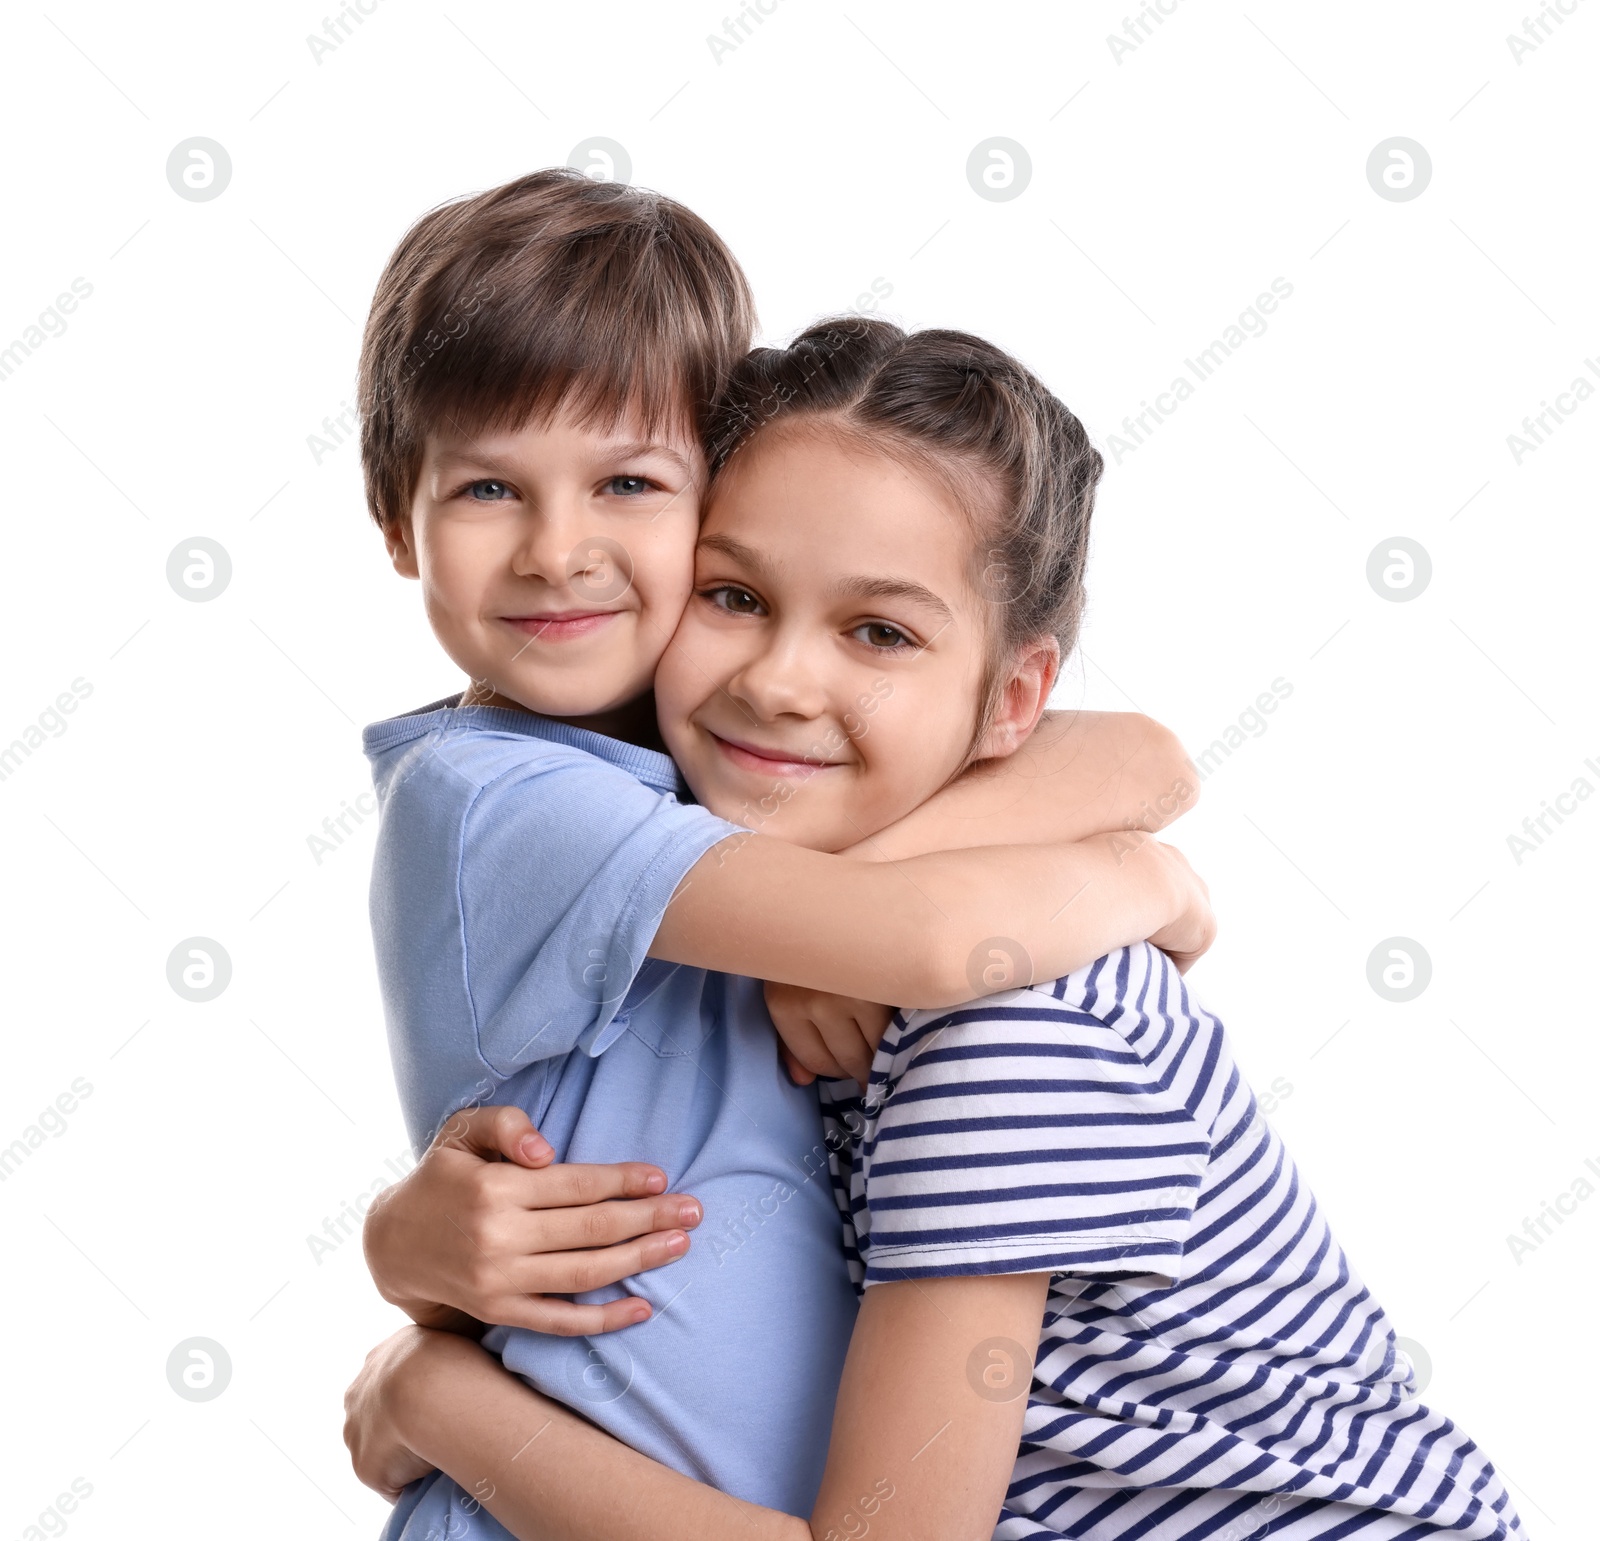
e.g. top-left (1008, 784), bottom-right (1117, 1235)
top-left (387, 1328), bottom-right (485, 1461)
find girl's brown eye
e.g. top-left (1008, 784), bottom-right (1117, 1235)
top-left (855, 622), bottom-right (911, 650)
top-left (709, 586), bottom-right (762, 615)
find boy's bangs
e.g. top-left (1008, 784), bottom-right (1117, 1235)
top-left (407, 279), bottom-right (700, 449)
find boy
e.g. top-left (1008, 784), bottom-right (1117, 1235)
top-left (355, 168), bottom-right (1208, 1538)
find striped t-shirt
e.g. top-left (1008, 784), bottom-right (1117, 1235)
top-left (817, 943), bottom-right (1524, 1541)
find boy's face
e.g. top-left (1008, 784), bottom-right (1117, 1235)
top-left (656, 425), bottom-right (994, 853)
top-left (388, 402), bottom-right (704, 731)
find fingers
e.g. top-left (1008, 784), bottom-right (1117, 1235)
top-left (815, 1015), bottom-right (872, 1084)
top-left (500, 1293), bottom-right (656, 1338)
top-left (486, 1234), bottom-right (696, 1333)
top-left (780, 1042), bottom-right (817, 1086)
top-left (770, 1016), bottom-right (853, 1081)
top-left (498, 1192), bottom-right (701, 1255)
top-left (852, 1001), bottom-right (895, 1054)
top-left (441, 1191), bottom-right (701, 1322)
top-left (436, 1105), bottom-right (553, 1167)
top-left (500, 1160), bottom-right (675, 1210)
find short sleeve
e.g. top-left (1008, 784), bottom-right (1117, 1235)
top-left (858, 992), bottom-right (1210, 1286)
top-left (456, 749), bottom-right (739, 1074)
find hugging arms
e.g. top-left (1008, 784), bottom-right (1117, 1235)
top-left (348, 705), bottom-right (1204, 1541)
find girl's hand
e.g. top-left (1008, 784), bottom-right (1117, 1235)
top-left (1144, 841), bottom-right (1216, 973)
top-left (364, 1106), bottom-right (703, 1336)
top-left (343, 1326), bottom-right (456, 1501)
top-left (763, 983), bottom-right (893, 1085)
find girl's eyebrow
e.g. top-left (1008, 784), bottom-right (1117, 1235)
top-left (829, 574), bottom-right (953, 622)
top-left (697, 532), bottom-right (765, 568)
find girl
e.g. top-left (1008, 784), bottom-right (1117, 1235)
top-left (348, 321), bottom-right (1522, 1539)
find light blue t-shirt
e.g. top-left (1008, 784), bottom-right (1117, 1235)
top-left (362, 698), bottom-right (859, 1538)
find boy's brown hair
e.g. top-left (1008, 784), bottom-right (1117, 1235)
top-left (359, 167), bottom-right (755, 529)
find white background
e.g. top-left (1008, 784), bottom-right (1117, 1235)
top-left (1, 1), bottom-right (1595, 1535)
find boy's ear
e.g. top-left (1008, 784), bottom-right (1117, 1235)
top-left (973, 637), bottom-right (1060, 763)
top-left (385, 514), bottom-right (420, 579)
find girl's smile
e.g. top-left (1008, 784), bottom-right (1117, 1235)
top-left (707, 731), bottom-right (850, 777)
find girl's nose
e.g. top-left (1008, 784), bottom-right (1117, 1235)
top-left (727, 628), bottom-right (832, 723)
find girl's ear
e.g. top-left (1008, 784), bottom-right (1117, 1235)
top-left (385, 514), bottom-right (420, 579)
top-left (972, 637), bottom-right (1061, 763)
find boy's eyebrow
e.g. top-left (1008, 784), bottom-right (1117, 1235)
top-left (606, 440), bottom-right (697, 479)
top-left (430, 439), bottom-right (697, 478)
top-left (698, 534), bottom-right (954, 622)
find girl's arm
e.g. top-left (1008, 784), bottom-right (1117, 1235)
top-left (650, 826), bottom-right (1208, 1012)
top-left (758, 713), bottom-right (1203, 1079)
top-left (851, 709), bottom-right (1197, 863)
top-left (348, 1271), bottom-right (1050, 1541)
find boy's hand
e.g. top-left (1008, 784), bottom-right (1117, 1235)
top-left (1143, 839), bottom-right (1216, 973)
top-left (363, 1106), bottom-right (702, 1336)
top-left (764, 982), bottom-right (893, 1085)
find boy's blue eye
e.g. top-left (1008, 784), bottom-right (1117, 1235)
top-left (609, 475), bottom-right (651, 496)
top-left (466, 479), bottom-right (512, 501)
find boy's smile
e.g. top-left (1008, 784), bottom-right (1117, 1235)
top-left (501, 609), bottom-right (620, 643)
top-left (385, 403), bottom-right (705, 741)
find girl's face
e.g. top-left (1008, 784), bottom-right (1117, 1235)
top-left (656, 424), bottom-right (1017, 853)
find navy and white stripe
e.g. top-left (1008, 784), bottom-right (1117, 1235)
top-left (818, 943), bottom-right (1523, 1541)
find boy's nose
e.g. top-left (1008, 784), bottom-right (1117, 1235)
top-left (509, 505), bottom-right (587, 589)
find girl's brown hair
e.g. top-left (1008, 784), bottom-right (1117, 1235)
top-left (360, 168), bottom-right (756, 529)
top-left (707, 317), bottom-right (1104, 742)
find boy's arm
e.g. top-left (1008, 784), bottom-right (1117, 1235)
top-left (347, 1272), bottom-right (1049, 1541)
top-left (649, 826), bottom-right (1209, 1011)
top-left (850, 710), bottom-right (1197, 864)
